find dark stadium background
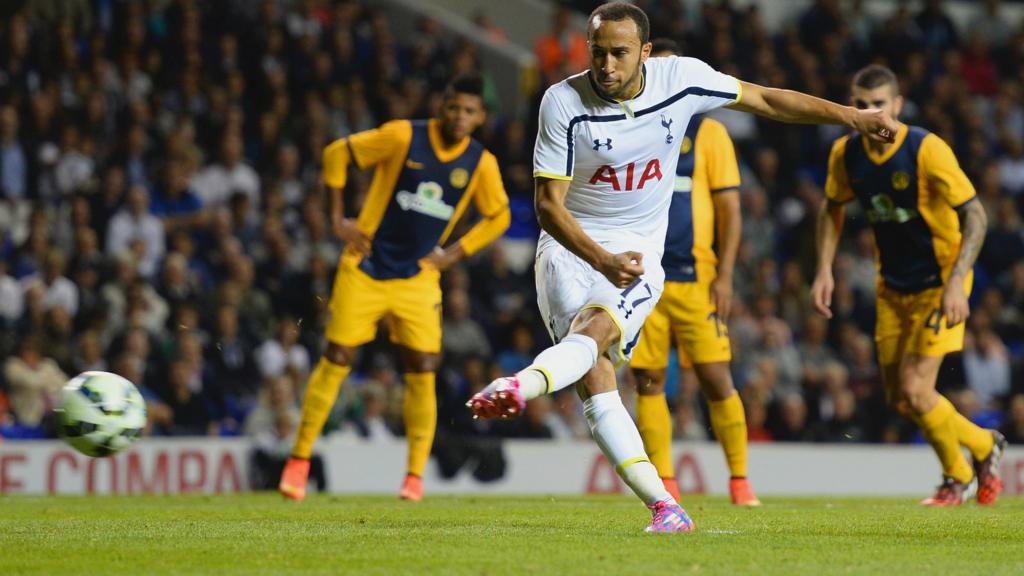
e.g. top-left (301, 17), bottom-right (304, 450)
top-left (1, 0), bottom-right (1022, 464)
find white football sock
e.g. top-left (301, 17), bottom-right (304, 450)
top-left (515, 334), bottom-right (599, 400)
top-left (584, 390), bottom-right (673, 506)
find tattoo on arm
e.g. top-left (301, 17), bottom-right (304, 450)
top-left (950, 199), bottom-right (987, 280)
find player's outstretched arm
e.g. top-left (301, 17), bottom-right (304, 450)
top-left (535, 177), bottom-right (643, 288)
top-left (943, 199), bottom-right (987, 327)
top-left (730, 81), bottom-right (899, 142)
top-left (811, 199), bottom-right (846, 319)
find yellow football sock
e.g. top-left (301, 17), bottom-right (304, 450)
top-left (709, 392), bottom-right (748, 478)
top-left (950, 410), bottom-right (994, 462)
top-left (292, 357), bottom-right (350, 459)
top-left (403, 372), bottom-right (437, 477)
top-left (636, 393), bottom-right (674, 479)
top-left (917, 395), bottom-right (974, 484)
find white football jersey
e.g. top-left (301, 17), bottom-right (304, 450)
top-left (533, 56), bottom-right (740, 255)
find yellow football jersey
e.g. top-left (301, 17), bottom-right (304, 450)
top-left (826, 124), bottom-right (975, 293)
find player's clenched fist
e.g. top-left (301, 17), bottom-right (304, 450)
top-left (598, 251), bottom-right (645, 288)
top-left (852, 108), bottom-right (899, 142)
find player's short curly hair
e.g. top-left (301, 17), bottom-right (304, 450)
top-left (588, 2), bottom-right (650, 44)
top-left (852, 64), bottom-right (898, 93)
top-left (445, 75), bottom-right (485, 101)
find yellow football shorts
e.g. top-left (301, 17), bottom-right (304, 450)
top-left (631, 278), bottom-right (731, 370)
top-left (875, 273), bottom-right (972, 366)
top-left (325, 257), bottom-right (442, 353)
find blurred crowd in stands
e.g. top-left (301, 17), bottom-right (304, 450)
top-left (1, 0), bottom-right (1024, 456)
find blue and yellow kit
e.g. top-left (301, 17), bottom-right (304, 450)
top-left (825, 124), bottom-right (976, 364)
top-left (320, 119), bottom-right (510, 352)
top-left (631, 115), bottom-right (740, 370)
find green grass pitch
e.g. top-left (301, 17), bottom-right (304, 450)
top-left (1, 494), bottom-right (1021, 575)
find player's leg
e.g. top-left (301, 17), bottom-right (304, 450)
top-left (910, 283), bottom-right (1002, 504)
top-left (629, 297), bottom-right (678, 500)
top-left (468, 246), bottom-right (607, 418)
top-left (281, 260), bottom-right (387, 500)
top-left (677, 277), bottom-right (759, 506)
top-left (913, 282), bottom-right (999, 502)
top-left (281, 341), bottom-right (357, 500)
top-left (876, 286), bottom-right (970, 505)
top-left (396, 346), bottom-right (440, 501)
top-left (390, 269), bottom-right (444, 501)
top-left (890, 352), bottom-right (976, 505)
top-left (577, 339), bottom-right (693, 533)
top-left (633, 368), bottom-right (679, 501)
top-left (693, 361), bottom-right (759, 506)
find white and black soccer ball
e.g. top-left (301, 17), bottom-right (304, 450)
top-left (57, 371), bottom-right (147, 457)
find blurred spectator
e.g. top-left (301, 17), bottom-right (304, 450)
top-left (161, 358), bottom-right (214, 436)
top-left (206, 304), bottom-right (259, 428)
top-left (963, 328), bottom-right (1011, 408)
top-left (244, 375), bottom-right (301, 438)
top-left (3, 337), bottom-right (67, 428)
top-left (150, 160), bottom-right (206, 234)
top-left (54, 126), bottom-right (97, 198)
top-left (442, 288), bottom-right (491, 362)
top-left (774, 394), bottom-right (814, 442)
top-left (799, 316), bottom-right (838, 391)
top-left (744, 391), bottom-right (774, 442)
top-left (1000, 135), bottom-right (1024, 197)
top-left (105, 185), bottom-right (165, 278)
top-left (190, 133), bottom-right (260, 209)
top-left (349, 382), bottom-right (398, 441)
top-left (674, 399), bottom-right (708, 442)
top-left (968, 0), bottom-right (1012, 49)
top-left (815, 388), bottom-right (865, 442)
top-left (20, 248), bottom-right (78, 318)
top-left (1001, 394), bottom-right (1024, 444)
top-left (0, 105), bottom-right (26, 199)
top-left (255, 315), bottom-right (311, 381)
top-left (534, 6), bottom-right (588, 83)
top-left (73, 331), bottom-right (107, 373)
top-left (0, 259), bottom-right (23, 325)
top-left (495, 323), bottom-right (535, 376)
top-left (844, 228), bottom-right (877, 300)
top-left (915, 0), bottom-right (959, 54)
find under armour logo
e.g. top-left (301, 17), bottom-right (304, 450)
top-left (593, 138), bottom-right (613, 150)
top-left (661, 115), bottom-right (673, 144)
top-left (616, 282), bottom-right (653, 320)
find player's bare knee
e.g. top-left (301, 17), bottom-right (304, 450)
top-left (402, 350), bottom-right (439, 373)
top-left (323, 342), bottom-right (354, 367)
top-left (897, 377), bottom-right (934, 414)
top-left (694, 362), bottom-right (735, 401)
top-left (634, 369), bottom-right (665, 395)
top-left (570, 309), bottom-right (620, 352)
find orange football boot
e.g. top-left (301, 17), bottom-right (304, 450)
top-left (279, 457), bottom-right (311, 501)
top-left (399, 473), bottom-right (423, 501)
top-left (729, 477), bottom-right (762, 507)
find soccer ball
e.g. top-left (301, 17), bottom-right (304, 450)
top-left (57, 371), bottom-right (147, 457)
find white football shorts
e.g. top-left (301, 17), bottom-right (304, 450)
top-left (535, 240), bottom-right (665, 367)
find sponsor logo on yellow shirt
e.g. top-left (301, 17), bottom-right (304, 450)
top-left (396, 182), bottom-right (454, 220)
